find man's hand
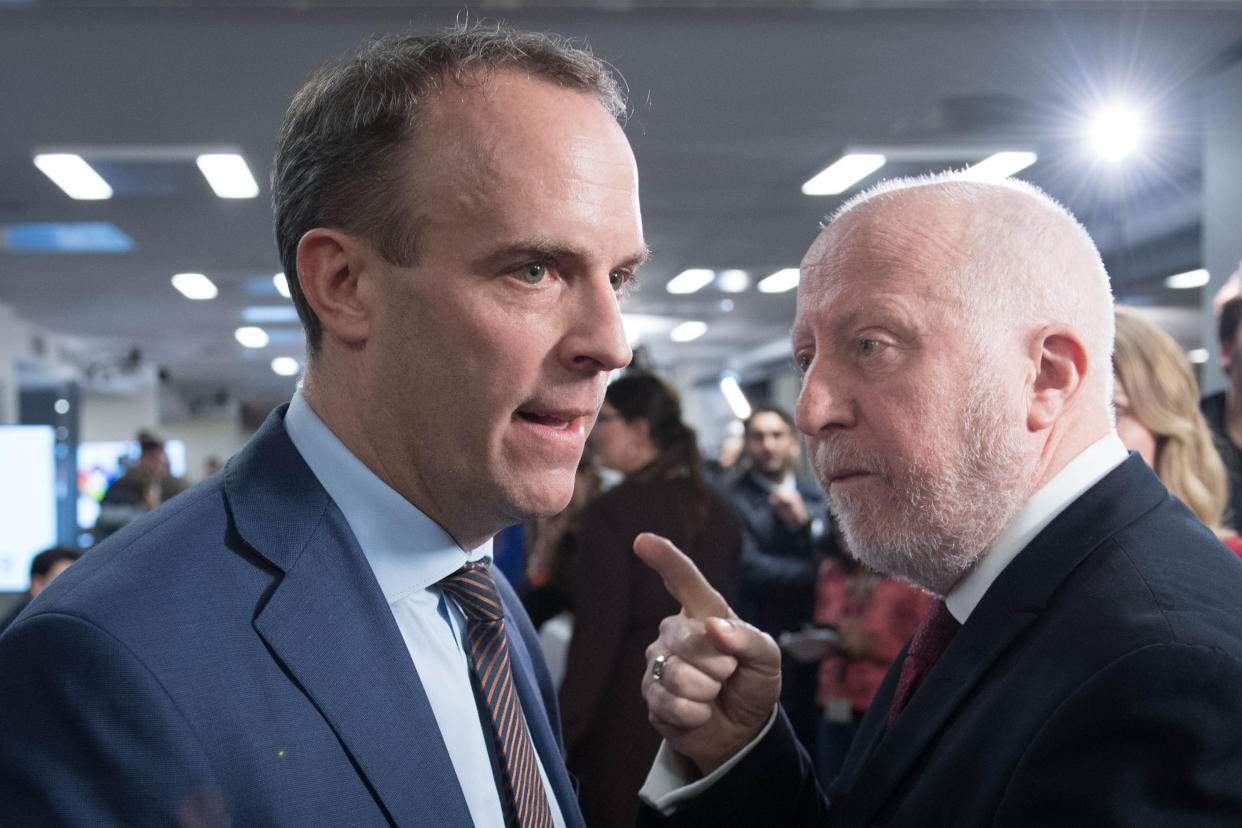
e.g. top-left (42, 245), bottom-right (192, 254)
top-left (769, 489), bottom-right (809, 530)
top-left (635, 532), bottom-right (782, 777)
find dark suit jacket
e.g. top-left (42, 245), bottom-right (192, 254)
top-left (560, 475), bottom-right (740, 828)
top-left (0, 406), bottom-right (583, 827)
top-left (641, 455), bottom-right (1242, 826)
top-left (726, 472), bottom-right (828, 636)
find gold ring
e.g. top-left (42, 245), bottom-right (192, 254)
top-left (652, 654), bottom-right (668, 682)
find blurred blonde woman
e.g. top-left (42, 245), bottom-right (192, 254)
top-left (1113, 306), bottom-right (1242, 555)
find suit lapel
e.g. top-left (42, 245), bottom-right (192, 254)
top-left (226, 407), bottom-right (472, 826)
top-left (829, 454), bottom-right (1169, 826)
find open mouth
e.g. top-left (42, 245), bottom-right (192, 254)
top-left (517, 411), bottom-right (575, 431)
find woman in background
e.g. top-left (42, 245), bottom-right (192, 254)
top-left (559, 373), bottom-right (741, 828)
top-left (1113, 307), bottom-right (1242, 555)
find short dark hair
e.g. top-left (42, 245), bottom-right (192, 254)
top-left (1220, 296), bottom-right (1242, 347)
top-left (30, 547), bottom-right (81, 579)
top-left (743, 405), bottom-right (795, 435)
top-left (272, 23), bottom-right (627, 355)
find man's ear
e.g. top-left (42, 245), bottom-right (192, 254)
top-left (1027, 325), bottom-right (1089, 432)
top-left (1219, 340), bottom-right (1233, 376)
top-left (295, 228), bottom-right (375, 348)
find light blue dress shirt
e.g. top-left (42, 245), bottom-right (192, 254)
top-left (284, 390), bottom-right (566, 828)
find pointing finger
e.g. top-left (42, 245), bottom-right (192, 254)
top-left (634, 532), bottom-right (732, 620)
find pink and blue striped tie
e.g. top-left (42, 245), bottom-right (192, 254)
top-left (439, 561), bottom-right (555, 828)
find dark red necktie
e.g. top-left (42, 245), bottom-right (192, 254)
top-left (886, 599), bottom-right (960, 729)
top-left (439, 561), bottom-right (555, 828)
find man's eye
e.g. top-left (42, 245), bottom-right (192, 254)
top-left (520, 264), bottom-right (548, 284)
top-left (609, 270), bottom-right (631, 290)
top-left (794, 353), bottom-right (812, 374)
top-left (859, 338), bottom-right (881, 357)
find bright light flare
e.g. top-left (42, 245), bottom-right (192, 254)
top-left (1089, 106), bottom-right (1144, 162)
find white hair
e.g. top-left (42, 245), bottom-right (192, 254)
top-left (827, 173), bottom-right (1116, 412)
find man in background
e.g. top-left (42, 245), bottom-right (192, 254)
top-left (93, 430), bottom-right (187, 540)
top-left (0, 25), bottom-right (641, 826)
top-left (725, 405), bottom-right (828, 755)
top-left (0, 547), bottom-right (81, 636)
top-left (636, 176), bottom-right (1242, 825)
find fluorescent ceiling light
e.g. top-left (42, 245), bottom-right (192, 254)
top-left (1164, 268), bottom-right (1209, 290)
top-left (1089, 105), bottom-right (1143, 162)
top-left (273, 272), bottom-right (291, 299)
top-left (234, 326), bottom-right (270, 348)
top-left (196, 153), bottom-right (260, 199)
top-left (33, 154), bottom-right (113, 200)
top-left (171, 272), bottom-right (217, 300)
top-left (271, 357), bottom-right (301, 377)
top-left (1187, 348), bottom-right (1210, 365)
top-left (719, 373), bottom-right (752, 420)
top-left (666, 269), bottom-right (715, 295)
top-left (243, 305), bottom-right (300, 324)
top-left (758, 268), bottom-right (800, 294)
top-left (960, 151), bottom-right (1038, 182)
top-left (802, 153), bottom-right (886, 196)
top-left (1, 222), bottom-right (133, 253)
top-left (717, 269), bottom-right (750, 293)
top-left (670, 321), bottom-right (708, 343)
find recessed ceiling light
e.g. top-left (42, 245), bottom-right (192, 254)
top-left (670, 321), bottom-right (708, 342)
top-left (196, 153), bottom-right (260, 199)
top-left (171, 272), bottom-right (217, 300)
top-left (243, 306), bottom-right (300, 324)
top-left (234, 326), bottom-right (270, 348)
top-left (273, 272), bottom-right (292, 299)
top-left (666, 269), bottom-right (715, 295)
top-left (33, 154), bottom-right (113, 200)
top-left (717, 269), bottom-right (750, 293)
top-left (1, 222), bottom-right (133, 253)
top-left (1187, 348), bottom-right (1210, 364)
top-left (802, 153), bottom-right (886, 196)
top-left (758, 268), bottom-right (799, 294)
top-left (271, 357), bottom-right (301, 377)
top-left (1164, 268), bottom-right (1209, 290)
top-left (959, 151), bottom-right (1038, 182)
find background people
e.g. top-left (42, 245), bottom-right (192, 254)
top-left (725, 405), bottom-right (829, 756)
top-left (0, 26), bottom-right (641, 826)
top-left (0, 547), bottom-right (81, 636)
top-left (636, 176), bottom-right (1242, 826)
top-left (559, 372), bottom-right (740, 828)
top-left (93, 430), bottom-right (187, 541)
top-left (1113, 306), bottom-right (1242, 554)
top-left (1201, 279), bottom-right (1242, 532)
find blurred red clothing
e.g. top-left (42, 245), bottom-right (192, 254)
top-left (814, 557), bottom-right (933, 711)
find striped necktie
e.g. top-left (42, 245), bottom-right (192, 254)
top-left (886, 598), bottom-right (960, 729)
top-left (439, 561), bottom-right (555, 828)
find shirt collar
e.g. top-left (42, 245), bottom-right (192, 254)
top-left (283, 389), bottom-right (491, 605)
top-left (944, 431), bottom-right (1128, 623)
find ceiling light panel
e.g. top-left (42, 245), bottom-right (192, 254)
top-left (171, 272), bottom-right (217, 300)
top-left (196, 153), bottom-right (260, 199)
top-left (271, 357), bottom-right (301, 377)
top-left (1164, 268), bottom-right (1209, 289)
top-left (670, 321), bottom-right (708, 342)
top-left (959, 151), bottom-right (1038, 182)
top-left (33, 154), bottom-right (113, 200)
top-left (758, 268), bottom-right (799, 294)
top-left (802, 153), bottom-right (886, 196)
top-left (666, 269), bottom-right (715, 295)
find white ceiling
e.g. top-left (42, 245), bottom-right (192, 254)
top-left (2, 1), bottom-right (1239, 410)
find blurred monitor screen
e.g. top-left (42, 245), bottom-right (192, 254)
top-left (0, 426), bottom-right (57, 592)
top-left (77, 440), bottom-right (186, 531)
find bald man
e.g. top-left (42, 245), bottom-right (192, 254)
top-left (636, 176), bottom-right (1242, 826)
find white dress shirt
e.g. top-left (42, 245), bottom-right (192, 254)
top-left (284, 390), bottom-right (566, 828)
top-left (641, 431), bottom-right (1130, 810)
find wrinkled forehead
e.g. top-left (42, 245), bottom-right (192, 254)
top-left (797, 198), bottom-right (970, 314)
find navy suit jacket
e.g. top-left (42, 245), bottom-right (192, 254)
top-left (641, 454), bottom-right (1242, 826)
top-left (0, 406), bottom-right (583, 826)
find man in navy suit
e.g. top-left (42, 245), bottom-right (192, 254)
top-left (0, 25), bottom-right (644, 826)
top-left (634, 176), bottom-right (1242, 825)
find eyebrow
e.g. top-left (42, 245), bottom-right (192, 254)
top-left (473, 239), bottom-right (650, 273)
